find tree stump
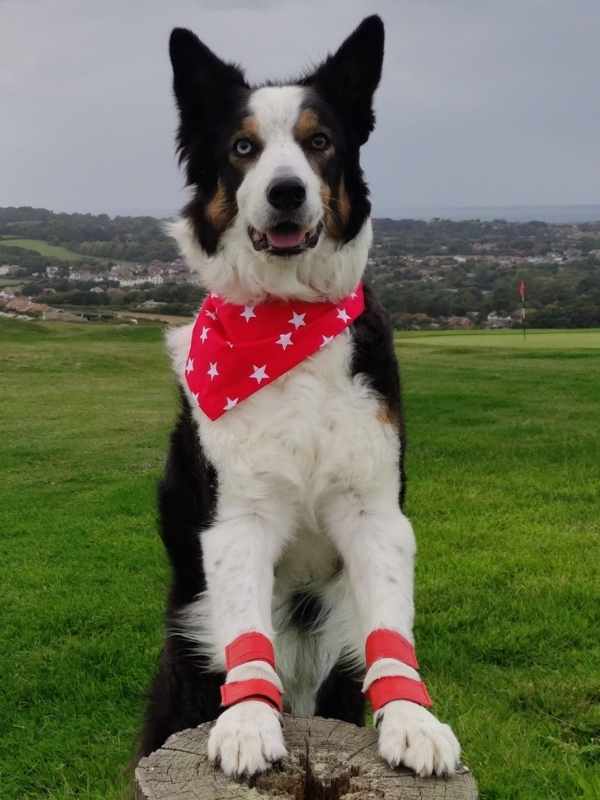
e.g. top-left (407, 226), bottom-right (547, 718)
top-left (135, 715), bottom-right (478, 799)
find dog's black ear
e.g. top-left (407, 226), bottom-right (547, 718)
top-left (169, 28), bottom-right (247, 115)
top-left (307, 15), bottom-right (384, 144)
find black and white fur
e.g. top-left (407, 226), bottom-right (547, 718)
top-left (140, 16), bottom-right (460, 778)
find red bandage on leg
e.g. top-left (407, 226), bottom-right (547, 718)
top-left (365, 628), bottom-right (419, 670)
top-left (367, 675), bottom-right (432, 711)
top-left (225, 632), bottom-right (275, 670)
top-left (220, 679), bottom-right (283, 712)
top-left (221, 633), bottom-right (281, 712)
top-left (364, 629), bottom-right (431, 711)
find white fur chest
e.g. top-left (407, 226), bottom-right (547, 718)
top-left (167, 323), bottom-right (399, 531)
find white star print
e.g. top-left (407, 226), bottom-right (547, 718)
top-left (250, 364), bottom-right (269, 384)
top-left (207, 362), bottom-right (219, 380)
top-left (241, 305), bottom-right (256, 322)
top-left (199, 326), bottom-right (210, 343)
top-left (205, 310), bottom-right (217, 320)
top-left (223, 397), bottom-right (239, 411)
top-left (185, 357), bottom-right (194, 374)
top-left (336, 308), bottom-right (351, 323)
top-left (226, 341), bottom-right (234, 349)
top-left (289, 311), bottom-right (306, 329)
top-left (320, 335), bottom-right (334, 349)
top-left (276, 332), bottom-right (294, 350)
top-left (350, 290), bottom-right (358, 299)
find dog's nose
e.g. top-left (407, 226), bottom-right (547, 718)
top-left (267, 177), bottom-right (306, 211)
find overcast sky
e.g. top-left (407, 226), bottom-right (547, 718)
top-left (1, 0), bottom-right (599, 217)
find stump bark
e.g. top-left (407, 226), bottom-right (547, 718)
top-left (135, 715), bottom-right (478, 800)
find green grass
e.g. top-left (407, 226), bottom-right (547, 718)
top-left (402, 328), bottom-right (600, 350)
top-left (1, 320), bottom-right (599, 799)
top-left (0, 238), bottom-right (100, 263)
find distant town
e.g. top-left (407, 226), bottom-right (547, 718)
top-left (1, 207), bottom-right (599, 329)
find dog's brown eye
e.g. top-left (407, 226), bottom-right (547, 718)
top-left (310, 133), bottom-right (330, 151)
top-left (233, 138), bottom-right (255, 157)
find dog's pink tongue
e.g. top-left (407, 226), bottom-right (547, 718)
top-left (267, 228), bottom-right (305, 249)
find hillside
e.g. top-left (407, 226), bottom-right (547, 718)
top-left (368, 218), bottom-right (600, 328)
top-left (1, 207), bottom-right (600, 328)
top-left (0, 206), bottom-right (177, 264)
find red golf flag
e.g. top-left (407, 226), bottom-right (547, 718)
top-left (519, 280), bottom-right (526, 301)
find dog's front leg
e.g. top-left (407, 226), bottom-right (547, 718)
top-left (325, 494), bottom-right (461, 777)
top-left (202, 512), bottom-right (288, 777)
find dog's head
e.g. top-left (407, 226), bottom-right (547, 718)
top-left (169, 16), bottom-right (384, 303)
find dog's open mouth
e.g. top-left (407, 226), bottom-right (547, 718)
top-left (249, 222), bottom-right (322, 256)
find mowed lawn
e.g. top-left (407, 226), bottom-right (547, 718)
top-left (1, 319), bottom-right (599, 799)
top-left (0, 238), bottom-right (99, 263)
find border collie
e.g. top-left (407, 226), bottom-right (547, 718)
top-left (140, 15), bottom-right (461, 779)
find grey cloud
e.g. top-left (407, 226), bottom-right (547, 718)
top-left (1, 0), bottom-right (599, 215)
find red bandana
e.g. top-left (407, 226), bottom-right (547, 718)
top-left (185, 283), bottom-right (365, 420)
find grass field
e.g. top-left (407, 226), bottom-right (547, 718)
top-left (1, 320), bottom-right (599, 800)
top-left (403, 328), bottom-right (600, 350)
top-left (0, 237), bottom-right (100, 263)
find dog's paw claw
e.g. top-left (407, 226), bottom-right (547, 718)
top-left (207, 700), bottom-right (287, 777)
top-left (377, 700), bottom-right (461, 777)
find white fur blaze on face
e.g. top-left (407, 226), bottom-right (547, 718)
top-left (238, 86), bottom-right (323, 235)
top-left (169, 84), bottom-right (372, 304)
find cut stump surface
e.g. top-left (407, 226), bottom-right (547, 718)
top-left (136, 714), bottom-right (478, 799)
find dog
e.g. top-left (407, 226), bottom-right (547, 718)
top-left (139, 15), bottom-right (461, 779)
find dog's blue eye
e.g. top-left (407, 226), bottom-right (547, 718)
top-left (310, 133), bottom-right (329, 151)
top-left (233, 138), bottom-right (255, 157)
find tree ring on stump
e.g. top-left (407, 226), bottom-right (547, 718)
top-left (136, 714), bottom-right (478, 799)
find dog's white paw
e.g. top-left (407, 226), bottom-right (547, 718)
top-left (207, 700), bottom-right (287, 777)
top-left (377, 700), bottom-right (460, 777)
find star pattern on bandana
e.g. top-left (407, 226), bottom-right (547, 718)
top-left (289, 311), bottom-right (306, 329)
top-left (250, 364), bottom-right (269, 384)
top-left (276, 332), bottom-right (294, 350)
top-left (207, 362), bottom-right (219, 380)
top-left (184, 284), bottom-right (365, 420)
top-left (241, 305), bottom-right (256, 322)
